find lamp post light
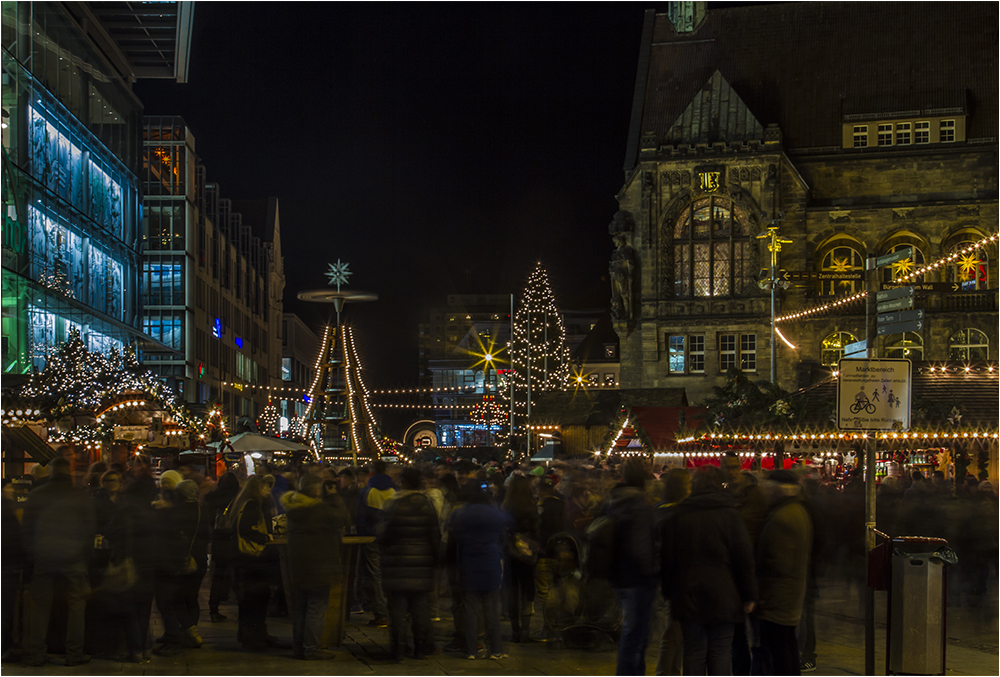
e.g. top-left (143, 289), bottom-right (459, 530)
top-left (756, 222), bottom-right (793, 384)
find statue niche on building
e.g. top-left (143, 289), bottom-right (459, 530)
top-left (609, 210), bottom-right (638, 322)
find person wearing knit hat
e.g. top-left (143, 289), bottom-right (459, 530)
top-left (530, 466), bottom-right (546, 477)
top-left (175, 479), bottom-right (199, 503)
top-left (159, 470), bottom-right (184, 490)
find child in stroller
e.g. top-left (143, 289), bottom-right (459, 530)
top-left (536, 531), bottom-right (623, 649)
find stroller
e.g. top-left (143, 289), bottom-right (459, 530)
top-left (538, 531), bottom-right (623, 650)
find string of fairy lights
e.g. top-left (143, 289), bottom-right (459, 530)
top-left (775, 232), bottom-right (997, 323)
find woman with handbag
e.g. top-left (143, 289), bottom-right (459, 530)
top-left (501, 474), bottom-right (540, 644)
top-left (227, 475), bottom-right (276, 651)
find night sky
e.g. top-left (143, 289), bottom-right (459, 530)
top-left (134, 2), bottom-right (650, 395)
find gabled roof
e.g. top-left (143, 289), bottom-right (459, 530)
top-left (629, 2), bottom-right (998, 161)
top-left (663, 70), bottom-right (765, 146)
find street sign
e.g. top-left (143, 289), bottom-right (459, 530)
top-left (876, 319), bottom-right (924, 336)
top-left (876, 309), bottom-right (924, 325)
top-left (881, 281), bottom-right (970, 293)
top-left (837, 358), bottom-right (911, 431)
top-left (875, 247), bottom-right (913, 268)
top-left (876, 297), bottom-right (914, 313)
top-left (875, 285), bottom-right (914, 302)
top-left (779, 270), bottom-right (864, 282)
top-left (844, 340), bottom-right (867, 357)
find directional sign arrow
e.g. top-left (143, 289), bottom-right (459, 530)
top-left (876, 319), bottom-right (924, 336)
top-left (876, 309), bottom-right (925, 325)
top-left (876, 285), bottom-right (915, 302)
top-left (876, 297), bottom-right (915, 313)
top-left (876, 247), bottom-right (913, 268)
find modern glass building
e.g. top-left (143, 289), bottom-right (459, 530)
top-left (2, 2), bottom-right (193, 374)
top-left (140, 117), bottom-right (286, 420)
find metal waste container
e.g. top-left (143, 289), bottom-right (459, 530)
top-left (886, 537), bottom-right (958, 675)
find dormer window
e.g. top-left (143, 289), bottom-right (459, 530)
top-left (915, 121), bottom-right (930, 144)
top-left (940, 120), bottom-right (955, 142)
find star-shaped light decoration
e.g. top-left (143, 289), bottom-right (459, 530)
top-left (890, 257), bottom-right (914, 279)
top-left (957, 252), bottom-right (980, 280)
top-left (829, 256), bottom-right (855, 272)
top-left (325, 260), bottom-right (352, 291)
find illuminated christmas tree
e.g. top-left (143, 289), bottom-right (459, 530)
top-left (503, 263), bottom-right (571, 452)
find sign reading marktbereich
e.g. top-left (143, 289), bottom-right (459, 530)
top-left (836, 359), bottom-right (911, 431)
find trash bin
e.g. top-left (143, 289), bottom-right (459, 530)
top-left (886, 537), bottom-right (958, 675)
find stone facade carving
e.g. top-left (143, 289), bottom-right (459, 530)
top-left (609, 210), bottom-right (638, 321)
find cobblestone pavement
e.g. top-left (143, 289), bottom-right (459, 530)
top-left (3, 578), bottom-right (996, 675)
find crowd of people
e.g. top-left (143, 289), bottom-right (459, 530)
top-left (1, 449), bottom-right (996, 675)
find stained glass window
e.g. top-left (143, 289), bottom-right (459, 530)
top-left (672, 197), bottom-right (753, 298)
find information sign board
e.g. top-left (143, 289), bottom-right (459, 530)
top-left (837, 359), bottom-right (911, 431)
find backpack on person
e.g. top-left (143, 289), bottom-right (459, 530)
top-left (584, 513), bottom-right (618, 579)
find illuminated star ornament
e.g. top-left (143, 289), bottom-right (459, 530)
top-left (957, 252), bottom-right (981, 280)
top-left (325, 259), bottom-right (352, 291)
top-left (891, 257), bottom-right (914, 279)
top-left (830, 256), bottom-right (855, 272)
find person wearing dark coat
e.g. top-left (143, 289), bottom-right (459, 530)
top-left (150, 479), bottom-right (202, 655)
top-left (103, 478), bottom-right (158, 663)
top-left (450, 484), bottom-right (512, 660)
top-left (229, 476), bottom-right (277, 651)
top-left (174, 481), bottom-right (210, 647)
top-left (356, 460), bottom-right (395, 626)
top-left (661, 465), bottom-right (757, 676)
top-left (378, 467), bottom-right (441, 661)
top-left (204, 471), bottom-right (240, 622)
top-left (280, 473), bottom-right (350, 660)
top-left (755, 470), bottom-right (812, 676)
top-left (501, 474), bottom-right (539, 644)
top-left (603, 459), bottom-right (659, 676)
top-left (21, 458), bottom-right (96, 667)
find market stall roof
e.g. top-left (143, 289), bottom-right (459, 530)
top-left (709, 361), bottom-right (998, 436)
top-left (207, 432), bottom-right (310, 453)
top-left (2, 425), bottom-right (59, 464)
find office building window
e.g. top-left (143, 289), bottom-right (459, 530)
top-left (939, 119), bottom-right (955, 143)
top-left (895, 122), bottom-right (911, 145)
top-left (853, 125), bottom-right (868, 147)
top-left (915, 121), bottom-right (930, 144)
top-left (949, 329), bottom-right (988, 360)
top-left (720, 333), bottom-right (756, 372)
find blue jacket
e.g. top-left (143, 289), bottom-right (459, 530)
top-left (450, 502), bottom-right (512, 592)
top-left (356, 474), bottom-right (396, 537)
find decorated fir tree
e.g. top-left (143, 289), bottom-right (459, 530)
top-left (503, 263), bottom-right (571, 446)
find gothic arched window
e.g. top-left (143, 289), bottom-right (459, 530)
top-left (672, 197), bottom-right (753, 297)
top-left (880, 241), bottom-right (927, 283)
top-left (946, 238), bottom-right (990, 291)
top-left (818, 237), bottom-right (865, 296)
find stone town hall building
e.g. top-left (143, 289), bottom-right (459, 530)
top-left (612, 2), bottom-right (998, 403)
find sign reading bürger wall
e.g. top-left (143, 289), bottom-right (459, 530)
top-left (837, 359), bottom-right (912, 431)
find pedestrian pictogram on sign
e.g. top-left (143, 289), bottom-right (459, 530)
top-left (837, 359), bottom-right (911, 431)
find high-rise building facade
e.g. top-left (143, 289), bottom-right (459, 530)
top-left (2, 2), bottom-right (193, 374)
top-left (614, 3), bottom-right (997, 403)
top-left (140, 117), bottom-right (285, 420)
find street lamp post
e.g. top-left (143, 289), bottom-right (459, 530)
top-left (756, 222), bottom-right (792, 384)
